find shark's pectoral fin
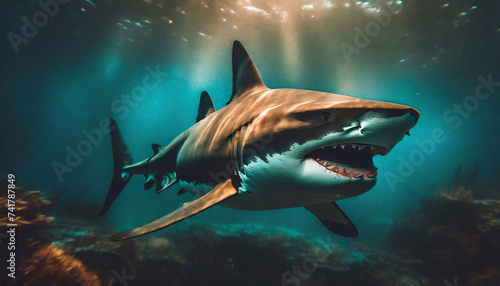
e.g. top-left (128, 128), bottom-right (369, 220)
top-left (305, 202), bottom-right (358, 237)
top-left (110, 179), bottom-right (238, 241)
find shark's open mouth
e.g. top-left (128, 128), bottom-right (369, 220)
top-left (306, 144), bottom-right (387, 179)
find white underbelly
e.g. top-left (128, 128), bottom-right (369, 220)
top-left (178, 179), bottom-right (343, 211)
top-left (178, 150), bottom-right (370, 210)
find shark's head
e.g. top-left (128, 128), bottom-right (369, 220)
top-left (239, 89), bottom-right (419, 204)
top-left (227, 41), bottom-right (419, 206)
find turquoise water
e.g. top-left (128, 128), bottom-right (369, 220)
top-left (2, 0), bottom-right (499, 238)
top-left (1, 0), bottom-right (499, 284)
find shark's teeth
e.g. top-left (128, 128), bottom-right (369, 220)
top-left (312, 144), bottom-right (387, 157)
top-left (325, 144), bottom-right (384, 151)
top-left (312, 158), bottom-right (377, 180)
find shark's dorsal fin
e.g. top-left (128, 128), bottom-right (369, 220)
top-left (305, 202), bottom-right (358, 237)
top-left (196, 91), bottom-right (215, 123)
top-left (226, 41), bottom-right (266, 105)
top-left (110, 178), bottom-right (238, 240)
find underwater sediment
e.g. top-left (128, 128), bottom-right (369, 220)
top-left (2, 177), bottom-right (499, 286)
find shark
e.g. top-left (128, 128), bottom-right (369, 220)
top-left (99, 41), bottom-right (419, 241)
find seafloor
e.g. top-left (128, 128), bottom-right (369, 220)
top-left (1, 177), bottom-right (499, 286)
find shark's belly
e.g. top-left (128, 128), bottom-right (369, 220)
top-left (220, 192), bottom-right (341, 210)
top-left (179, 180), bottom-right (347, 211)
top-left (178, 149), bottom-right (375, 210)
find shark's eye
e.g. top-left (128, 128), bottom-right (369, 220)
top-left (321, 112), bottom-right (332, 123)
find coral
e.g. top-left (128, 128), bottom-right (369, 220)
top-left (0, 177), bottom-right (54, 228)
top-left (45, 220), bottom-right (427, 286)
top-left (17, 244), bottom-right (101, 286)
top-left (7, 176), bottom-right (500, 285)
top-left (383, 185), bottom-right (500, 286)
top-left (71, 249), bottom-right (135, 285)
top-left (438, 186), bottom-right (473, 201)
top-left (0, 177), bottom-right (426, 285)
top-left (0, 177), bottom-right (101, 286)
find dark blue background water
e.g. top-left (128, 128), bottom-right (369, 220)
top-left (1, 0), bottom-right (499, 243)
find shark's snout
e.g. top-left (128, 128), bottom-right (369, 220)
top-left (378, 107), bottom-right (420, 123)
top-left (356, 107), bottom-right (419, 154)
top-left (408, 108), bottom-right (420, 121)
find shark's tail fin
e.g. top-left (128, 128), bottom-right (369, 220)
top-left (99, 118), bottom-right (134, 216)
